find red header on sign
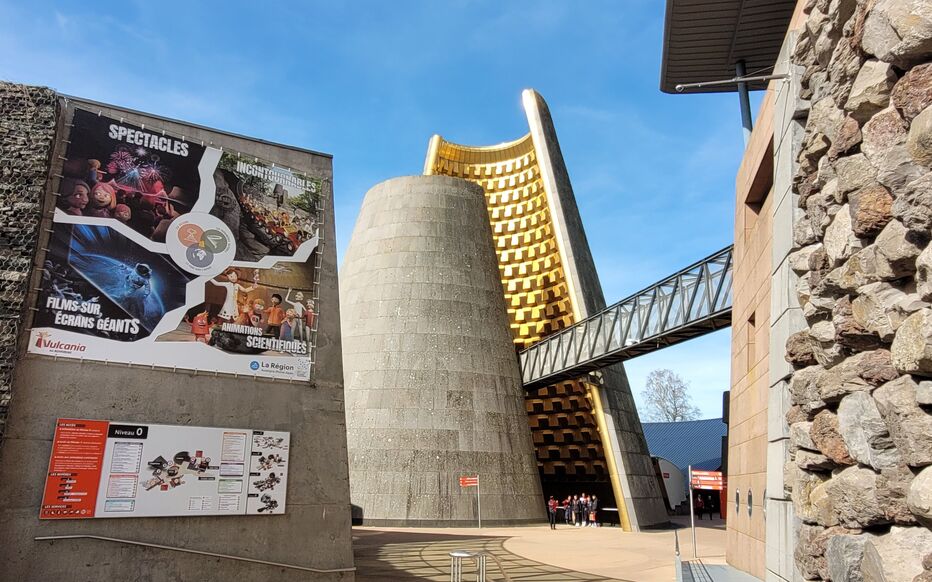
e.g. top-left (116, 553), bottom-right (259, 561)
top-left (40, 419), bottom-right (109, 519)
top-left (690, 469), bottom-right (725, 491)
top-left (459, 476), bottom-right (478, 487)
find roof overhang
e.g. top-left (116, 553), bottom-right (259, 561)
top-left (660, 0), bottom-right (798, 94)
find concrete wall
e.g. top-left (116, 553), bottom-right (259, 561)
top-left (0, 91), bottom-right (355, 581)
top-left (727, 84), bottom-right (775, 577)
top-left (725, 4), bottom-right (810, 579)
top-left (341, 175), bottom-right (546, 526)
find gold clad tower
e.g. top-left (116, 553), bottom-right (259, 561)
top-left (424, 90), bottom-right (668, 530)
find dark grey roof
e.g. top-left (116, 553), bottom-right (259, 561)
top-left (660, 0), bottom-right (797, 94)
top-left (642, 418), bottom-right (727, 475)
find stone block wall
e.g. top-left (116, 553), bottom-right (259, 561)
top-left (0, 82), bottom-right (57, 438)
top-left (341, 175), bottom-right (546, 526)
top-left (786, 0), bottom-right (932, 579)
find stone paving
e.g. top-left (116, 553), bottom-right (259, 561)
top-left (353, 518), bottom-right (729, 581)
top-left (354, 530), bottom-right (624, 581)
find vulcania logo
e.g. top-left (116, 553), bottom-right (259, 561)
top-left (35, 331), bottom-right (87, 352)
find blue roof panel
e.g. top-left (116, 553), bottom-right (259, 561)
top-left (642, 418), bottom-right (727, 475)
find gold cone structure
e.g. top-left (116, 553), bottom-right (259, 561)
top-left (424, 90), bottom-right (668, 530)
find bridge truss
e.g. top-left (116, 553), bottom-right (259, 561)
top-left (519, 246), bottom-right (733, 390)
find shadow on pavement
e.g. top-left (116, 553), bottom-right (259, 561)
top-left (353, 527), bottom-right (627, 581)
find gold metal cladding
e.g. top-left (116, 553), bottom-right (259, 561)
top-left (425, 133), bottom-right (574, 349)
top-left (425, 122), bottom-right (633, 531)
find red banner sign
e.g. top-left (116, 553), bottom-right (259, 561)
top-left (459, 475), bottom-right (478, 487)
top-left (41, 419), bottom-right (110, 518)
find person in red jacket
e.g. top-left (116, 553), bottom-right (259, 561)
top-left (547, 496), bottom-right (558, 530)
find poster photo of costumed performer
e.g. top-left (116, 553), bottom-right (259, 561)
top-left (209, 152), bottom-right (320, 262)
top-left (57, 109), bottom-right (205, 241)
top-left (156, 261), bottom-right (316, 359)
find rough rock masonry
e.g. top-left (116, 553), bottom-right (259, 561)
top-left (785, 0), bottom-right (932, 580)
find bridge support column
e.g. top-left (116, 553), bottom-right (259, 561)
top-left (587, 382), bottom-right (634, 531)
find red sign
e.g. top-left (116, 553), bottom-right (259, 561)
top-left (459, 475), bottom-right (478, 487)
top-left (40, 419), bottom-right (109, 519)
top-left (691, 470), bottom-right (724, 491)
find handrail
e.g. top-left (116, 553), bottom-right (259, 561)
top-left (35, 535), bottom-right (356, 573)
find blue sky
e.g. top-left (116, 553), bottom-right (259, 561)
top-left (1, 1), bottom-right (760, 419)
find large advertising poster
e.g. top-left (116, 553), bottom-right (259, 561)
top-left (40, 418), bottom-right (290, 519)
top-left (28, 109), bottom-right (323, 380)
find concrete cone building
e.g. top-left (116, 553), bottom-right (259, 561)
top-left (341, 175), bottom-right (546, 526)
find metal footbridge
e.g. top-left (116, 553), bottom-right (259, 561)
top-left (519, 246), bottom-right (733, 389)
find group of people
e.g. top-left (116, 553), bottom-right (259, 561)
top-left (693, 492), bottom-right (721, 520)
top-left (546, 494), bottom-right (600, 529)
top-left (240, 192), bottom-right (317, 251)
top-left (202, 268), bottom-right (316, 344)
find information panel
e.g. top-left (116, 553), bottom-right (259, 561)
top-left (40, 418), bottom-right (289, 519)
top-left (690, 469), bottom-right (724, 491)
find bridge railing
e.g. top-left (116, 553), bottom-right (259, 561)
top-left (518, 246), bottom-right (733, 389)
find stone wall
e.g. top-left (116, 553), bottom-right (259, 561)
top-left (787, 0), bottom-right (932, 579)
top-left (0, 82), bottom-right (57, 438)
top-left (341, 175), bottom-right (546, 526)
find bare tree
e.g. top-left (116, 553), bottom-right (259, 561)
top-left (640, 368), bottom-right (701, 422)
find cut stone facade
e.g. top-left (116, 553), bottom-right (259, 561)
top-left (341, 175), bottom-right (546, 526)
top-left (786, 0), bottom-right (932, 579)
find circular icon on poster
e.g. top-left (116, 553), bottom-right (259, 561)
top-left (186, 245), bottom-right (214, 268)
top-left (201, 229), bottom-right (229, 254)
top-left (166, 213), bottom-right (236, 276)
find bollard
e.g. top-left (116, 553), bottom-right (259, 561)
top-left (449, 550), bottom-right (487, 582)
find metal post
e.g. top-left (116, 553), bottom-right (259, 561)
top-left (689, 465), bottom-right (697, 559)
top-left (477, 473), bottom-right (481, 529)
top-left (736, 61), bottom-right (753, 145)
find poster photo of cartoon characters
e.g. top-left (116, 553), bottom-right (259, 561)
top-left (155, 262), bottom-right (317, 362)
top-left (57, 109), bottom-right (206, 241)
top-left (29, 108), bottom-right (323, 381)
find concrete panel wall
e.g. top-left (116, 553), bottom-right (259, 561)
top-left (0, 92), bottom-right (355, 581)
top-left (341, 175), bottom-right (545, 526)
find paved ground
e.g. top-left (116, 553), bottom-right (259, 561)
top-left (353, 516), bottom-right (728, 581)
